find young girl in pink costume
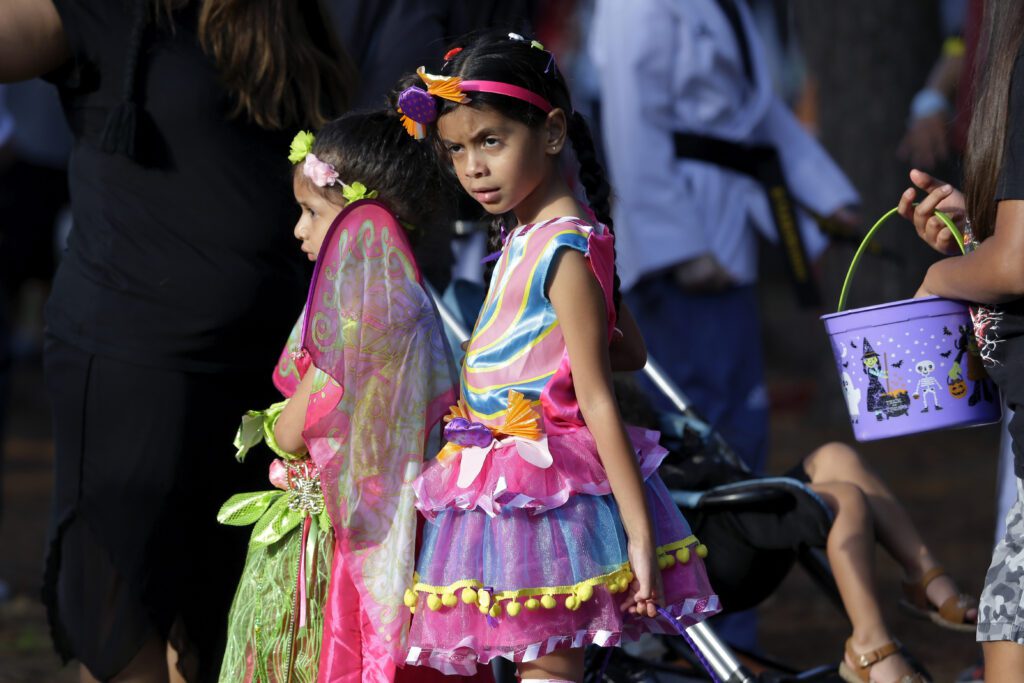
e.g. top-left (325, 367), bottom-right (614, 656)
top-left (218, 110), bottom-right (459, 683)
top-left (396, 31), bottom-right (720, 681)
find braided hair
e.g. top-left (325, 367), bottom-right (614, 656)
top-left (435, 30), bottom-right (622, 310)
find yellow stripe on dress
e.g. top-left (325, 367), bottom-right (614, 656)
top-left (466, 227), bottom-right (536, 349)
top-left (467, 229), bottom-right (585, 360)
top-left (465, 319), bottom-right (560, 374)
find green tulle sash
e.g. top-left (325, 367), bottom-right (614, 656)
top-left (218, 406), bottom-right (333, 683)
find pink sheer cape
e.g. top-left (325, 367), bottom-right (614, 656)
top-left (280, 201), bottom-right (456, 680)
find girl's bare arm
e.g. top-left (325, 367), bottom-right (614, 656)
top-left (920, 200), bottom-right (1024, 303)
top-left (548, 249), bottom-right (661, 616)
top-left (0, 0), bottom-right (68, 82)
top-left (273, 369), bottom-right (316, 454)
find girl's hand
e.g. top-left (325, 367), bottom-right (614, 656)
top-left (622, 540), bottom-right (663, 618)
top-left (897, 169), bottom-right (966, 255)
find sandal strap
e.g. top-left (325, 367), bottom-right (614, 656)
top-left (847, 639), bottom-right (901, 669)
top-left (938, 592), bottom-right (976, 624)
top-left (902, 566), bottom-right (947, 607)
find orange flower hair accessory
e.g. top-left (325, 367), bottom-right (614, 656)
top-left (396, 66), bottom-right (554, 139)
top-left (397, 67), bottom-right (470, 139)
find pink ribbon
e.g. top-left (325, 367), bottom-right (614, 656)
top-left (298, 515), bottom-right (312, 627)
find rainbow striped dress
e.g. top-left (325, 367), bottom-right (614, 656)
top-left (405, 217), bottom-right (719, 674)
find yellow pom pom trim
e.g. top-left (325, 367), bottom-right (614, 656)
top-left (405, 535), bottom-right (705, 613)
top-left (489, 603), bottom-right (502, 618)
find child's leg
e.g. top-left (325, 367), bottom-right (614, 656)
top-left (518, 648), bottom-right (584, 683)
top-left (812, 481), bottom-right (920, 681)
top-left (804, 442), bottom-right (976, 622)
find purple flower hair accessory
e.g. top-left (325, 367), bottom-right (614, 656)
top-left (399, 86), bottom-right (437, 124)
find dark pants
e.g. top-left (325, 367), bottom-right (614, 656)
top-left (43, 336), bottom-right (280, 681)
top-left (625, 275), bottom-right (769, 474)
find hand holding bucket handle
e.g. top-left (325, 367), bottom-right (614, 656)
top-left (836, 207), bottom-right (963, 312)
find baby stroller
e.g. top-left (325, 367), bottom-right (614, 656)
top-left (427, 282), bottom-right (925, 683)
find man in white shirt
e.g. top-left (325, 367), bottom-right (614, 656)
top-left (591, 0), bottom-right (858, 474)
top-left (591, 0), bottom-right (858, 651)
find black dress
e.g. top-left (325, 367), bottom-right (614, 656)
top-left (42, 1), bottom-right (309, 680)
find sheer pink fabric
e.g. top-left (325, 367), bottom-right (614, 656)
top-left (295, 201), bottom-right (456, 677)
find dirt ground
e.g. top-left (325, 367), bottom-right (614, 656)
top-left (0, 336), bottom-right (1002, 682)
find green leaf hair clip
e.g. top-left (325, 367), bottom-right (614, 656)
top-left (341, 181), bottom-right (379, 204)
top-left (288, 130), bottom-right (315, 165)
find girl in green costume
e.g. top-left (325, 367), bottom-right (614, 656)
top-left (217, 109), bottom-right (454, 683)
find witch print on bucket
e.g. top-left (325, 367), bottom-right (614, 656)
top-left (862, 339), bottom-right (888, 422)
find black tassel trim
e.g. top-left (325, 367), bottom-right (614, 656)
top-left (99, 100), bottom-right (139, 158)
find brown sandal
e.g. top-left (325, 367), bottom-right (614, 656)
top-left (900, 566), bottom-right (977, 633)
top-left (838, 639), bottom-right (928, 683)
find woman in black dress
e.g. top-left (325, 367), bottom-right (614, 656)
top-left (0, 1), bottom-right (355, 680)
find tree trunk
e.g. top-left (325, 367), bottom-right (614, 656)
top-left (794, 0), bottom-right (943, 308)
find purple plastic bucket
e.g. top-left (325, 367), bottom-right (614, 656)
top-left (821, 208), bottom-right (1001, 441)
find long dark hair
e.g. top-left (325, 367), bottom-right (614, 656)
top-left (305, 110), bottom-right (450, 229)
top-left (157, 0), bottom-right (357, 129)
top-left (964, 0), bottom-right (1024, 240)
top-left (434, 30), bottom-right (621, 309)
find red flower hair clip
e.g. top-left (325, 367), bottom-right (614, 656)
top-left (443, 47), bottom-right (463, 62)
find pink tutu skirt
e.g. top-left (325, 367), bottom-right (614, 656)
top-left (404, 426), bottom-right (720, 675)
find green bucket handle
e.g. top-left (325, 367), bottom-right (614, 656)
top-left (836, 206), bottom-right (964, 312)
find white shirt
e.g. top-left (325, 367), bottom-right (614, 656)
top-left (590, 0), bottom-right (859, 289)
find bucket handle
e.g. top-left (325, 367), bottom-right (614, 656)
top-left (836, 207), bottom-right (964, 312)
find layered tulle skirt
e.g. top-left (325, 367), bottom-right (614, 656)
top-left (405, 426), bottom-right (720, 674)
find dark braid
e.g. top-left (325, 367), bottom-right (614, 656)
top-left (566, 111), bottom-right (622, 311)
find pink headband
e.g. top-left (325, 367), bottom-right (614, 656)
top-left (459, 80), bottom-right (553, 113)
top-left (397, 67), bottom-right (554, 139)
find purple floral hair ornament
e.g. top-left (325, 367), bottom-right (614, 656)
top-left (398, 86), bottom-right (438, 140)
